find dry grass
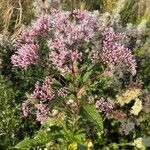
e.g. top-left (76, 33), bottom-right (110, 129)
top-left (0, 0), bottom-right (22, 38)
top-left (137, 0), bottom-right (150, 19)
top-left (0, 0), bottom-right (33, 40)
top-left (102, 0), bottom-right (117, 12)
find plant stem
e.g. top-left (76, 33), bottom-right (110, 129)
top-left (109, 142), bottom-right (133, 147)
top-left (71, 60), bottom-right (80, 114)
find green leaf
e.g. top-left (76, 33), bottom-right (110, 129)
top-left (80, 104), bottom-right (103, 131)
top-left (82, 70), bottom-right (93, 83)
top-left (15, 138), bottom-right (31, 150)
top-left (64, 73), bottom-right (73, 82)
top-left (87, 64), bottom-right (94, 71)
top-left (15, 130), bottom-right (51, 149)
top-left (52, 80), bottom-right (62, 88)
top-left (32, 130), bottom-right (50, 147)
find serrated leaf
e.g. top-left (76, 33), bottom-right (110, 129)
top-left (15, 130), bottom-right (51, 149)
top-left (80, 104), bottom-right (103, 131)
top-left (49, 96), bottom-right (65, 108)
top-left (80, 64), bottom-right (88, 71)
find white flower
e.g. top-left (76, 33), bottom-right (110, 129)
top-left (51, 109), bottom-right (59, 116)
top-left (133, 138), bottom-right (145, 149)
top-left (116, 88), bottom-right (140, 106)
top-left (130, 98), bottom-right (142, 116)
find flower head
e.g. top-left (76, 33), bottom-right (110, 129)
top-left (31, 76), bottom-right (55, 102)
top-left (22, 100), bottom-right (31, 117)
top-left (31, 13), bottom-right (49, 37)
top-left (102, 27), bottom-right (137, 75)
top-left (11, 43), bottom-right (39, 69)
top-left (48, 9), bottom-right (99, 74)
top-left (35, 103), bottom-right (50, 124)
top-left (96, 98), bottom-right (115, 112)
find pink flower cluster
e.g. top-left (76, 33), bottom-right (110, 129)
top-left (73, 9), bottom-right (99, 40)
top-left (11, 10), bottom-right (137, 76)
top-left (15, 14), bottom-right (49, 46)
top-left (22, 100), bottom-right (31, 117)
top-left (58, 87), bottom-right (67, 97)
top-left (48, 9), bottom-right (99, 73)
top-left (31, 14), bottom-right (49, 37)
top-left (35, 103), bottom-right (50, 124)
top-left (102, 27), bottom-right (136, 75)
top-left (48, 36), bottom-right (72, 73)
top-left (22, 100), bottom-right (50, 124)
top-left (31, 76), bottom-right (55, 102)
top-left (95, 98), bottom-right (115, 112)
top-left (13, 31), bottom-right (34, 48)
top-left (22, 76), bottom-right (68, 124)
top-left (11, 14), bottom-right (49, 68)
top-left (11, 44), bottom-right (39, 68)
top-left (31, 76), bottom-right (68, 101)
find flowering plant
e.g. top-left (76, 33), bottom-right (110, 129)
top-left (11, 9), bottom-right (148, 149)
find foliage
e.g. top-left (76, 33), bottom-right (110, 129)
top-left (0, 75), bottom-right (21, 149)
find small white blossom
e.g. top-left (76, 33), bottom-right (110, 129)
top-left (130, 98), bottom-right (142, 116)
top-left (133, 138), bottom-right (145, 149)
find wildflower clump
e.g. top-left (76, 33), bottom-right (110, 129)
top-left (11, 9), bottom-right (136, 76)
top-left (11, 9), bottom-right (138, 126)
top-left (48, 9), bottom-right (99, 74)
top-left (10, 8), bottom-right (144, 149)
